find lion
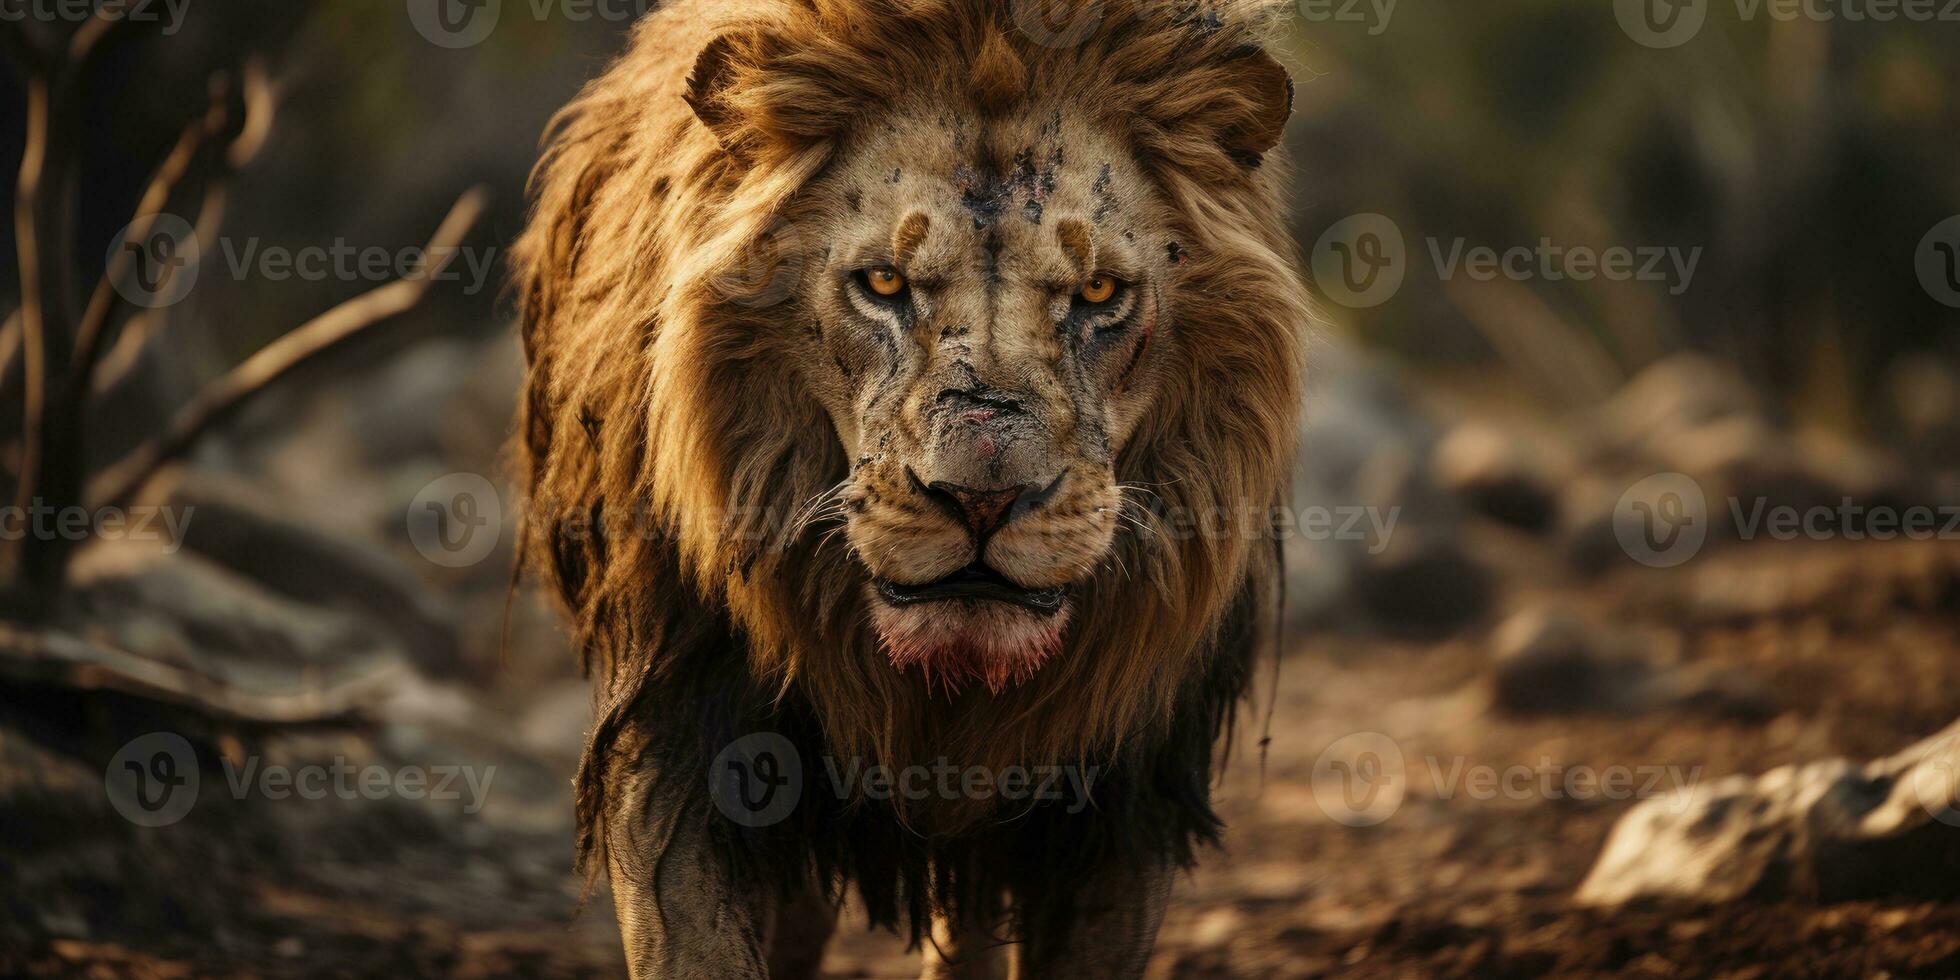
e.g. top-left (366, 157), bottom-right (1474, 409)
top-left (510, 0), bottom-right (1309, 974)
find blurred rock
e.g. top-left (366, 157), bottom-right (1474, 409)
top-left (1353, 533), bottom-right (1492, 640)
top-left (1579, 718), bottom-right (1960, 906)
top-left (1591, 355), bottom-right (1767, 463)
top-left (1490, 605), bottom-right (1776, 720)
top-left (2, 540), bottom-right (417, 724)
top-left (1289, 342), bottom-right (1453, 628)
top-left (1431, 422), bottom-right (1558, 532)
top-left (1489, 606), bottom-right (1645, 715)
top-left (143, 466), bottom-right (465, 677)
top-left (1555, 472), bottom-right (1648, 576)
top-left (1887, 356), bottom-right (1960, 468)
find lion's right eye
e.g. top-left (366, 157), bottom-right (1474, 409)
top-left (861, 266), bottom-right (908, 299)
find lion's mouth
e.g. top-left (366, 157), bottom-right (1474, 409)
top-left (873, 564), bottom-right (1070, 616)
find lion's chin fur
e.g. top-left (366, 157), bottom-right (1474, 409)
top-left (870, 596), bottom-right (1073, 695)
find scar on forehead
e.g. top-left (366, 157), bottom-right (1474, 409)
top-left (1056, 218), bottom-right (1094, 279)
top-left (893, 212), bottom-right (931, 269)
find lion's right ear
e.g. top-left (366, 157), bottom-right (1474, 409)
top-left (685, 31), bottom-right (850, 155)
top-left (684, 33), bottom-right (748, 144)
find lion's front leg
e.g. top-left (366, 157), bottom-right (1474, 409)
top-left (920, 909), bottom-right (1008, 979)
top-left (1015, 859), bottom-right (1173, 979)
top-left (603, 763), bottom-right (775, 979)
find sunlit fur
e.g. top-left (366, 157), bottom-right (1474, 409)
top-left (511, 0), bottom-right (1312, 878)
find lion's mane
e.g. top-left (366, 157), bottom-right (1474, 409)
top-left (511, 0), bottom-right (1309, 936)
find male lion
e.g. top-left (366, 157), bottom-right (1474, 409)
top-left (511, 0), bottom-right (1309, 974)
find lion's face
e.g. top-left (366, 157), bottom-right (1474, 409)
top-left (788, 105), bottom-right (1175, 689)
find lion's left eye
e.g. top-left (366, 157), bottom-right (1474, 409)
top-left (1077, 274), bottom-right (1124, 306)
top-left (860, 266), bottom-right (908, 299)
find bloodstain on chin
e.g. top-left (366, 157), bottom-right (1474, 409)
top-left (872, 599), bottom-right (1071, 696)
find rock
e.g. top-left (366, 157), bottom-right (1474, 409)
top-left (1431, 422), bottom-right (1559, 532)
top-left (1578, 719), bottom-right (1960, 906)
top-left (1489, 606), bottom-right (1646, 715)
top-left (1591, 354), bottom-right (1766, 462)
top-left (1288, 340), bottom-right (1454, 628)
top-left (1353, 533), bottom-right (1493, 640)
top-left (1556, 472), bottom-right (1672, 576)
top-left (1490, 606), bottom-right (1776, 720)
top-left (142, 466), bottom-right (466, 677)
top-left (0, 539), bottom-right (419, 724)
top-left (1887, 356), bottom-right (1960, 467)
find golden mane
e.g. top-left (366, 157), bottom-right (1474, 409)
top-left (511, 0), bottom-right (1310, 868)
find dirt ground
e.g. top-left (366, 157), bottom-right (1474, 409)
top-left (6, 350), bottom-right (1959, 978)
top-left (819, 536), bottom-right (1960, 978)
top-left (19, 543), bottom-right (1955, 979)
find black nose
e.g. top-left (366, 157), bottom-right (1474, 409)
top-left (907, 470), bottom-right (1062, 541)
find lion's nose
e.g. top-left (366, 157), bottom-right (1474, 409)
top-left (907, 469), bottom-right (1064, 541)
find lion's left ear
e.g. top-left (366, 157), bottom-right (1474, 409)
top-left (1145, 46), bottom-right (1294, 171)
top-left (1217, 49), bottom-right (1294, 164)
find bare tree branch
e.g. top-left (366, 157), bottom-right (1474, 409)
top-left (0, 17), bottom-right (56, 77)
top-left (88, 188), bottom-right (490, 511)
top-left (4, 5), bottom-right (160, 598)
top-left (72, 63), bottom-right (274, 395)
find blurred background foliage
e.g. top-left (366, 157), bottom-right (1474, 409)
top-left (1282, 1), bottom-right (1960, 430)
top-left (0, 0), bottom-right (1956, 448)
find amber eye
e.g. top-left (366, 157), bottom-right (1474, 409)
top-left (1079, 274), bottom-right (1121, 304)
top-left (866, 266), bottom-right (907, 297)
